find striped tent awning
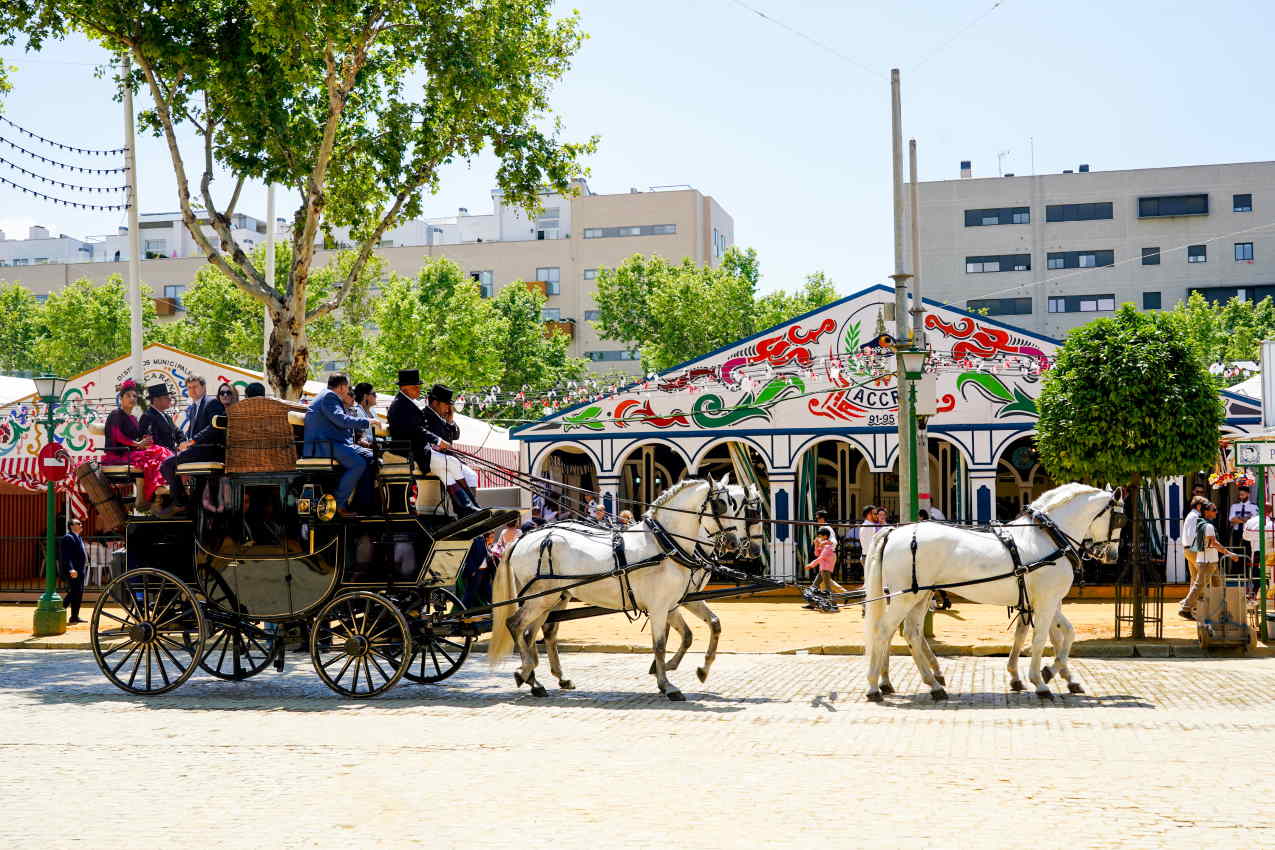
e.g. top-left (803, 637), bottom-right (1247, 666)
top-left (0, 457), bottom-right (88, 518)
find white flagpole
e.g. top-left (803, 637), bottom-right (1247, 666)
top-left (122, 54), bottom-right (144, 384)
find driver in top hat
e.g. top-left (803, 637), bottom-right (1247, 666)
top-left (140, 383), bottom-right (182, 452)
top-left (387, 369), bottom-right (480, 517)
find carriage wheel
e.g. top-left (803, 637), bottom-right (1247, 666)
top-left (402, 587), bottom-right (473, 684)
top-left (90, 568), bottom-right (206, 695)
top-left (310, 591), bottom-right (411, 698)
top-left (194, 566), bottom-right (278, 681)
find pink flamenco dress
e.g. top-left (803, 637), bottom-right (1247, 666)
top-left (101, 407), bottom-right (174, 502)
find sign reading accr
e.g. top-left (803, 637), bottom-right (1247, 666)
top-left (1234, 440), bottom-right (1275, 468)
top-left (37, 442), bottom-right (70, 483)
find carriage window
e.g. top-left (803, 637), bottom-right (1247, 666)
top-left (346, 523), bottom-right (426, 584)
top-left (239, 484), bottom-right (299, 553)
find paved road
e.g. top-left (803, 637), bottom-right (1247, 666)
top-left (2, 649), bottom-right (1272, 849)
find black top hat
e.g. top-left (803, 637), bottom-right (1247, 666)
top-left (146, 383), bottom-right (170, 400)
top-left (428, 383), bottom-right (454, 404)
top-left (397, 368), bottom-right (421, 387)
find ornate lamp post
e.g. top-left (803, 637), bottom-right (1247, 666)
top-left (31, 374), bottom-right (69, 637)
top-left (895, 347), bottom-right (930, 523)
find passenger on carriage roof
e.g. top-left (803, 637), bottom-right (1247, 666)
top-left (303, 374), bottom-right (374, 518)
top-left (387, 369), bottom-right (480, 518)
top-left (161, 382), bottom-right (237, 507)
top-left (140, 383), bottom-right (182, 452)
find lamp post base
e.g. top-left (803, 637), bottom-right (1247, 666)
top-left (32, 593), bottom-right (67, 637)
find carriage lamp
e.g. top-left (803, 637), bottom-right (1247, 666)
top-left (32, 374), bottom-right (69, 637)
top-left (894, 347), bottom-right (930, 524)
top-left (897, 347), bottom-right (929, 381)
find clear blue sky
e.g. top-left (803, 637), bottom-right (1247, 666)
top-left (1, 0), bottom-right (1272, 294)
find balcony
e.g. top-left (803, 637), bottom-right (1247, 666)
top-left (154, 297), bottom-right (181, 317)
top-left (525, 280), bottom-right (548, 298)
top-left (543, 318), bottom-right (575, 339)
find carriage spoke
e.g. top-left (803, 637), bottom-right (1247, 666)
top-left (155, 638), bottom-right (187, 676)
top-left (96, 628), bottom-right (129, 639)
top-left (111, 642), bottom-right (141, 676)
top-left (150, 591), bottom-right (180, 630)
top-left (126, 645), bottom-right (144, 688)
top-left (245, 630), bottom-right (273, 661)
top-left (97, 609), bottom-right (129, 626)
top-left (362, 603), bottom-right (386, 638)
top-left (320, 651), bottom-right (348, 670)
top-left (331, 654), bottom-right (356, 684)
top-left (367, 652), bottom-right (391, 684)
top-left (362, 656), bottom-right (375, 692)
top-left (153, 644), bottom-right (172, 687)
top-left (427, 642), bottom-right (444, 676)
top-left (213, 629), bottom-right (231, 671)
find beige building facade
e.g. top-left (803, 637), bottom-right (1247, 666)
top-left (1, 180), bottom-right (732, 375)
top-left (916, 160), bottom-right (1275, 337)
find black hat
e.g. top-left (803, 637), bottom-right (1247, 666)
top-left (397, 369), bottom-right (421, 387)
top-left (428, 383), bottom-right (454, 404)
top-left (146, 383), bottom-right (170, 400)
top-left (244, 382), bottom-right (266, 398)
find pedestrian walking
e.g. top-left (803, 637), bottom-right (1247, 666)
top-left (857, 505), bottom-right (881, 563)
top-left (60, 518), bottom-right (88, 624)
top-left (803, 528), bottom-right (845, 608)
top-left (1181, 495), bottom-right (1207, 591)
top-left (1180, 502), bottom-right (1236, 620)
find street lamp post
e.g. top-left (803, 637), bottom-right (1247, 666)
top-left (32, 374), bottom-right (69, 638)
top-left (896, 347), bottom-right (930, 523)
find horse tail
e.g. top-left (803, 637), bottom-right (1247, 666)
top-left (863, 529), bottom-right (891, 648)
top-left (487, 538), bottom-right (518, 665)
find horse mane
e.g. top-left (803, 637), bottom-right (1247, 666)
top-left (1028, 482), bottom-right (1101, 513)
top-left (646, 478), bottom-right (707, 516)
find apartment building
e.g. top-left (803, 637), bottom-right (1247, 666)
top-left (915, 160), bottom-right (1275, 337)
top-left (0, 179), bottom-right (733, 373)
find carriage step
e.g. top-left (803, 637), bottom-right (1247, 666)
top-left (432, 508), bottom-right (520, 541)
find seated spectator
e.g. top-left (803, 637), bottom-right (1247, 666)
top-left (303, 374), bottom-right (373, 518)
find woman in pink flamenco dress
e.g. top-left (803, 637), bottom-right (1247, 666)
top-left (100, 380), bottom-right (174, 503)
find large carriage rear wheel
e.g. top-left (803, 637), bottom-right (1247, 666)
top-left (310, 591), bottom-right (411, 698)
top-left (194, 566), bottom-right (278, 681)
top-left (402, 587), bottom-right (473, 684)
top-left (90, 568), bottom-right (206, 695)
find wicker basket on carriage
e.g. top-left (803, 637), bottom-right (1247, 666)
top-left (225, 397), bottom-right (310, 474)
top-left (74, 461), bottom-right (128, 532)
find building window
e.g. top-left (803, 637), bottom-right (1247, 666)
top-left (1188, 244), bottom-right (1207, 263)
top-left (143, 238), bottom-right (168, 258)
top-left (1141, 247), bottom-right (1160, 266)
top-left (1234, 193), bottom-right (1253, 212)
top-left (470, 270), bottom-right (494, 298)
top-left (1143, 291), bottom-right (1162, 310)
top-left (1048, 294), bottom-right (1116, 313)
top-left (1045, 250), bottom-right (1114, 270)
top-left (1045, 202), bottom-right (1113, 222)
top-left (586, 350), bottom-right (640, 362)
top-left (964, 206), bottom-right (1030, 227)
top-left (536, 266), bottom-right (560, 295)
top-left (712, 227), bottom-right (726, 257)
top-left (583, 268), bottom-right (598, 280)
top-left (582, 224), bottom-right (677, 239)
top-left (34, 293), bottom-right (47, 303)
top-left (1139, 194), bottom-right (1209, 218)
top-left (584, 309), bottom-right (601, 321)
top-left (965, 254), bottom-right (1030, 273)
top-left (541, 307), bottom-right (562, 321)
top-left (33, 257), bottom-right (48, 264)
top-left (12, 258), bottom-right (29, 266)
top-left (1236, 242), bottom-right (1254, 262)
top-left (163, 284), bottom-right (186, 306)
top-left (966, 297), bottom-right (1032, 316)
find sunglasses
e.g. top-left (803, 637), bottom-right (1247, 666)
top-left (218, 390), bottom-right (233, 396)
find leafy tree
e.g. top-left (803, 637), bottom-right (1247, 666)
top-left (1164, 292), bottom-right (1275, 386)
top-left (485, 281), bottom-right (586, 419)
top-left (1036, 304), bottom-right (1221, 637)
top-left (593, 247), bottom-right (839, 372)
top-left (155, 262), bottom-right (266, 370)
top-left (34, 276), bottom-right (157, 377)
top-left (307, 251), bottom-right (382, 380)
top-left (365, 258), bottom-right (505, 392)
top-left (0, 282), bottom-right (45, 373)
top-left (3, 2), bottom-right (594, 397)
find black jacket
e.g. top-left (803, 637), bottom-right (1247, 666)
top-left (185, 396), bottom-right (216, 439)
top-left (189, 399), bottom-right (228, 446)
top-left (60, 532), bottom-right (87, 581)
top-left (387, 392), bottom-right (460, 467)
top-left (140, 407), bottom-right (183, 451)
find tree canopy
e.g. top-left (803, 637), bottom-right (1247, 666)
top-left (1036, 304), bottom-right (1222, 486)
top-left (592, 247), bottom-right (840, 372)
top-left (1163, 291), bottom-right (1275, 386)
top-left (1, 1), bottom-right (594, 396)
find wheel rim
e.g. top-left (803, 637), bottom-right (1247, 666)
top-left (402, 587), bottom-right (472, 684)
top-left (90, 568), bottom-right (206, 695)
top-left (195, 566), bottom-right (277, 681)
top-left (311, 592), bottom-right (411, 698)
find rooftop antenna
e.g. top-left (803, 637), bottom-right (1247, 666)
top-left (997, 149), bottom-right (1011, 177)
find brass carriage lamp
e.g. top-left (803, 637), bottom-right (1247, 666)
top-left (894, 347), bottom-right (930, 524)
top-left (32, 373), bottom-right (69, 637)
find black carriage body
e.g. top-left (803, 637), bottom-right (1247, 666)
top-left (123, 471), bottom-right (472, 623)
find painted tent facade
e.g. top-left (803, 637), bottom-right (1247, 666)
top-left (512, 284), bottom-right (1267, 580)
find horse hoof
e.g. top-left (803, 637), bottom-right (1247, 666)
top-left (1010, 679), bottom-right (1024, 692)
top-left (934, 674), bottom-right (946, 687)
top-left (880, 682), bottom-right (895, 695)
top-left (558, 680), bottom-right (575, 690)
top-left (931, 688), bottom-right (948, 702)
top-left (530, 684), bottom-right (549, 698)
top-left (1041, 666), bottom-right (1054, 683)
top-left (666, 690), bottom-right (686, 702)
top-left (1036, 689), bottom-right (1054, 701)
top-left (866, 691), bottom-right (884, 703)
top-left (513, 671), bottom-right (524, 687)
top-left (696, 667), bottom-right (708, 683)
top-left (1068, 682), bottom-right (1085, 694)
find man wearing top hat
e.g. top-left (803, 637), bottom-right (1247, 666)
top-left (387, 369), bottom-right (480, 517)
top-left (140, 383), bottom-right (183, 452)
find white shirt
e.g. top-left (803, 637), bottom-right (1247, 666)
top-left (1242, 514), bottom-right (1275, 549)
top-left (858, 521), bottom-right (880, 556)
top-left (1230, 500), bottom-right (1257, 527)
top-left (927, 506), bottom-right (946, 522)
top-left (1198, 520), bottom-right (1220, 563)
top-left (1182, 509), bottom-right (1200, 549)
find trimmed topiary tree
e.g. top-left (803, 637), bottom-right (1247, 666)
top-left (1037, 304), bottom-right (1222, 637)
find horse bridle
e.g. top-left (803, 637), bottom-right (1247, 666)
top-left (696, 483), bottom-right (763, 563)
top-left (1082, 492), bottom-right (1126, 560)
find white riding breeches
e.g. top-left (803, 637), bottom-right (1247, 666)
top-left (427, 450), bottom-right (468, 486)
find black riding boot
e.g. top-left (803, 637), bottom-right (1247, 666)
top-left (446, 482), bottom-right (480, 518)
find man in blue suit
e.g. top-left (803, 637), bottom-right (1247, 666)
top-left (303, 373), bottom-right (374, 518)
top-left (60, 517), bottom-right (88, 624)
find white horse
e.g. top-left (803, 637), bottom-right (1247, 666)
top-left (489, 477), bottom-right (761, 701)
top-left (864, 483), bottom-right (1123, 702)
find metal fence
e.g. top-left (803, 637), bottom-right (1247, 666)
top-left (0, 536), bottom-right (125, 593)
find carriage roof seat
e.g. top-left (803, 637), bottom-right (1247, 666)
top-left (226, 396), bottom-right (307, 474)
top-left (296, 457), bottom-right (340, 471)
top-left (99, 464), bottom-right (134, 478)
top-left (176, 461), bottom-right (225, 474)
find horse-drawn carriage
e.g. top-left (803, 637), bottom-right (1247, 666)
top-left (81, 396), bottom-right (519, 697)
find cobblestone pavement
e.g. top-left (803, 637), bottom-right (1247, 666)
top-left (2, 650), bottom-right (1272, 849)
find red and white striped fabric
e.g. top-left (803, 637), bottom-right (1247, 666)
top-left (0, 456), bottom-right (89, 518)
top-left (455, 442), bottom-right (520, 488)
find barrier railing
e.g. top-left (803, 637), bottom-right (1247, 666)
top-left (0, 536), bottom-right (124, 593)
